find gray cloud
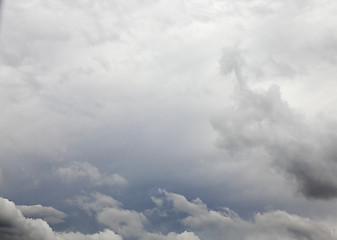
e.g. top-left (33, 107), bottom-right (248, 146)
top-left (289, 161), bottom-right (337, 199)
top-left (213, 44), bottom-right (337, 199)
top-left (0, 197), bottom-right (56, 240)
top-left (0, 196), bottom-right (122, 240)
top-left (71, 192), bottom-right (149, 239)
top-left (55, 161), bottom-right (127, 187)
top-left (2, 190), bottom-right (337, 240)
top-left (157, 190), bottom-right (337, 240)
top-left (0, 195), bottom-right (200, 240)
top-left (2, 0), bottom-right (337, 237)
top-left (67, 192), bottom-right (122, 216)
top-left (17, 205), bottom-right (66, 224)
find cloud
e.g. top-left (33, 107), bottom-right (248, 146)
top-left (2, 0), bottom-right (337, 237)
top-left (57, 229), bottom-right (122, 240)
top-left (97, 208), bottom-right (147, 239)
top-left (0, 197), bottom-right (55, 240)
top-left (157, 190), bottom-right (337, 240)
top-left (0, 194), bottom-right (199, 240)
top-left (212, 46), bottom-right (337, 199)
top-left (67, 192), bottom-right (122, 216)
top-left (0, 196), bottom-right (122, 240)
top-left (71, 192), bottom-right (147, 238)
top-left (70, 192), bottom-right (201, 240)
top-left (2, 190), bottom-right (337, 240)
top-left (144, 231), bottom-right (201, 240)
top-left (55, 161), bottom-right (127, 187)
top-left (17, 205), bottom-right (66, 224)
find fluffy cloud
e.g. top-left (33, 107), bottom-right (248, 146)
top-left (0, 195), bottom-right (199, 240)
top-left (2, 190), bottom-right (337, 240)
top-left (55, 161), bottom-right (127, 187)
top-left (70, 190), bottom-right (337, 240)
top-left (212, 44), bottom-right (337, 199)
top-left (57, 229), bottom-right (122, 240)
top-left (71, 192), bottom-right (148, 238)
top-left (97, 208), bottom-right (147, 239)
top-left (2, 0), bottom-right (337, 239)
top-left (144, 231), bottom-right (200, 240)
top-left (17, 205), bottom-right (66, 224)
top-left (157, 190), bottom-right (337, 240)
top-left (0, 197), bottom-right (55, 240)
top-left (0, 196), bottom-right (122, 240)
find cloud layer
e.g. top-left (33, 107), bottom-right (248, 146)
top-left (2, 191), bottom-right (337, 240)
top-left (1, 0), bottom-right (337, 239)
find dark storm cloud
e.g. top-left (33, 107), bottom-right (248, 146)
top-left (289, 161), bottom-right (337, 199)
top-left (151, 190), bottom-right (337, 240)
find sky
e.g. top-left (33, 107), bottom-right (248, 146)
top-left (1, 0), bottom-right (337, 239)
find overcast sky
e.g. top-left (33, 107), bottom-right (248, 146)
top-left (2, 0), bottom-right (337, 239)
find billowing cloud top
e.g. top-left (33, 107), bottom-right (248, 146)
top-left (1, 191), bottom-right (337, 240)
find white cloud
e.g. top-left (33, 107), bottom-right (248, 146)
top-left (67, 192), bottom-right (121, 216)
top-left (70, 192), bottom-right (201, 239)
top-left (0, 197), bottom-right (122, 240)
top-left (56, 229), bottom-right (122, 240)
top-left (55, 162), bottom-right (127, 187)
top-left (71, 192), bottom-right (146, 238)
top-left (17, 205), bottom-right (66, 224)
top-left (2, 191), bottom-right (337, 240)
top-left (144, 231), bottom-right (201, 240)
top-left (0, 194), bottom-right (199, 240)
top-left (157, 190), bottom-right (337, 240)
top-left (97, 208), bottom-right (147, 239)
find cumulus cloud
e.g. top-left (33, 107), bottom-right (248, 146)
top-left (2, 190), bottom-right (337, 240)
top-left (67, 192), bottom-right (122, 216)
top-left (156, 190), bottom-right (337, 240)
top-left (212, 45), bottom-right (337, 199)
top-left (97, 207), bottom-right (147, 238)
top-left (17, 205), bottom-right (66, 224)
top-left (2, 0), bottom-right (337, 238)
top-left (0, 197), bottom-right (122, 240)
top-left (0, 197), bottom-right (55, 240)
top-left (0, 195), bottom-right (200, 240)
top-left (55, 161), bottom-right (127, 187)
top-left (144, 231), bottom-right (201, 240)
top-left (71, 192), bottom-right (147, 238)
top-left (57, 229), bottom-right (122, 240)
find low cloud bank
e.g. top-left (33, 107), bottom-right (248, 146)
top-left (1, 189), bottom-right (335, 240)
